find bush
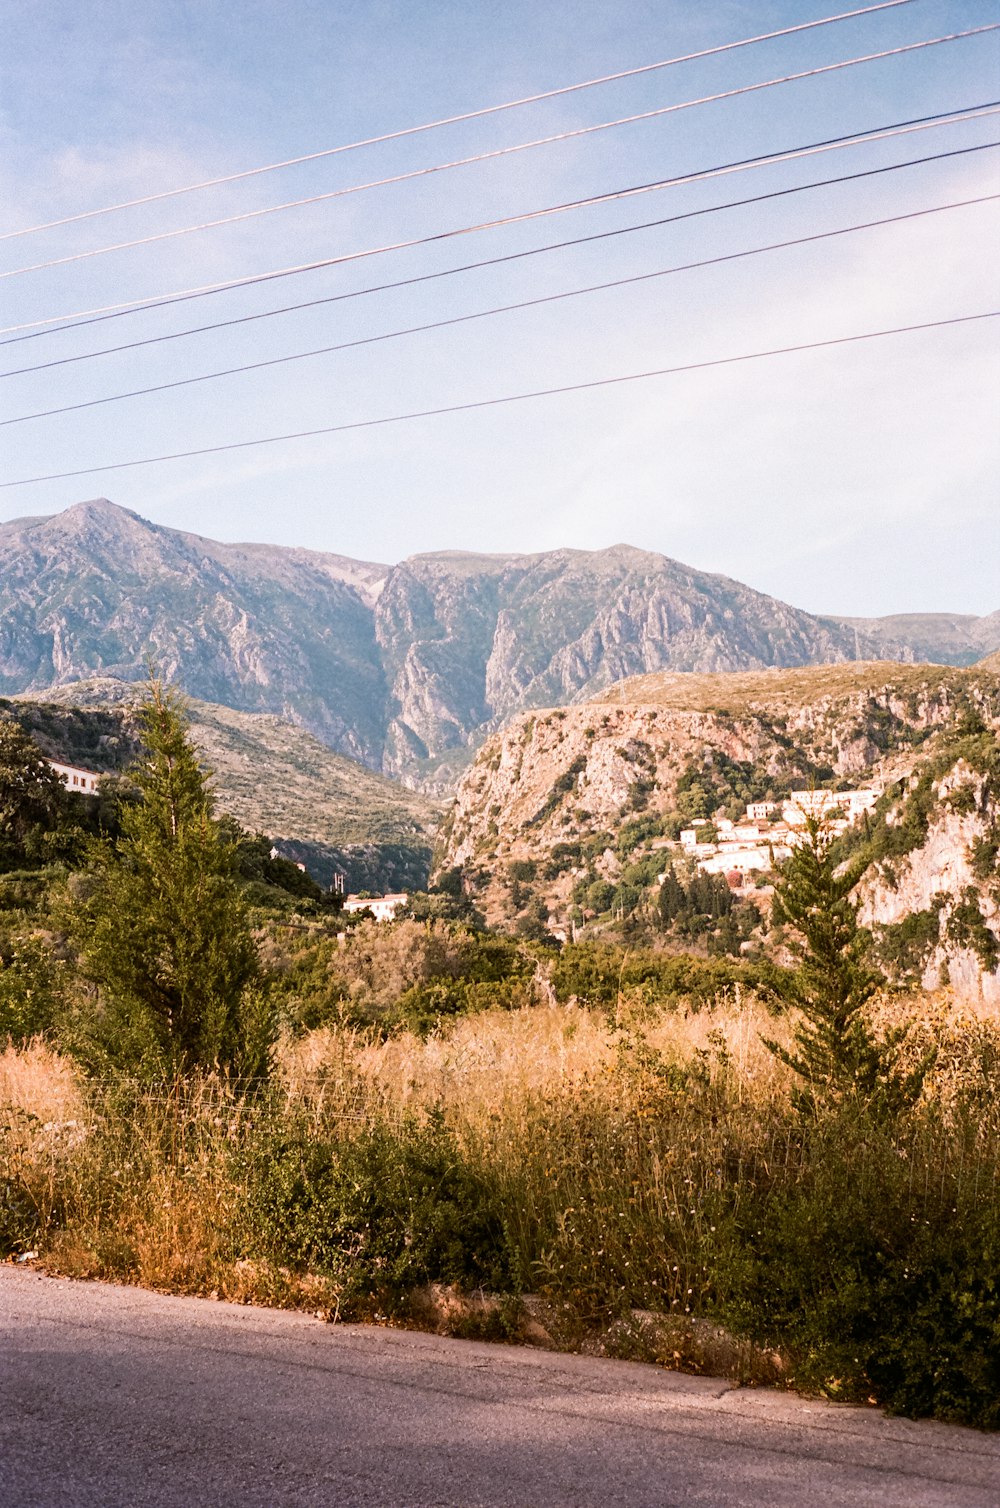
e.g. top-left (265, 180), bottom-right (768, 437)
top-left (550, 941), bottom-right (775, 1008)
top-left (270, 919), bottom-right (534, 1033)
top-left (245, 1112), bottom-right (513, 1309)
top-left (0, 932), bottom-right (62, 1044)
top-left (714, 1112), bottom-right (1000, 1427)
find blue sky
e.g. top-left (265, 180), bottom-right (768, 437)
top-left (1, 0), bottom-right (998, 615)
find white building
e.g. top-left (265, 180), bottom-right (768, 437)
top-left (663, 784), bottom-right (879, 886)
top-left (783, 787), bottom-right (880, 830)
top-left (342, 893), bottom-right (408, 922)
top-left (699, 846), bottom-right (777, 877)
top-left (47, 760), bottom-right (102, 795)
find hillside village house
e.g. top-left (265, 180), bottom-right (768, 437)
top-left (46, 760), bottom-right (102, 795)
top-left (342, 893), bottom-right (408, 922)
top-left (675, 786), bottom-right (881, 885)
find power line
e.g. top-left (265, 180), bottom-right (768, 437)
top-left (4, 101), bottom-right (995, 340)
top-left (6, 139), bottom-right (993, 381)
top-left (0, 0), bottom-right (922, 243)
top-left (3, 311), bottom-right (994, 489)
top-left (5, 195), bottom-right (994, 427)
top-left (5, 25), bottom-right (993, 283)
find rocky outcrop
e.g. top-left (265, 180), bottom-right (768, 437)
top-left (439, 664), bottom-right (1000, 999)
top-left (857, 757), bottom-right (1000, 1005)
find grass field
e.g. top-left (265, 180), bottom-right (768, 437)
top-left (4, 988), bottom-right (998, 1425)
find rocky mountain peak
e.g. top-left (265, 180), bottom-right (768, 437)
top-left (48, 496), bottom-right (148, 536)
top-left (0, 500), bottom-right (997, 788)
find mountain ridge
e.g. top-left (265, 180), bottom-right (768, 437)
top-left (1, 499), bottom-right (996, 790)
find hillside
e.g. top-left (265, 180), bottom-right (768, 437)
top-left (2, 500), bottom-right (997, 791)
top-left (0, 500), bottom-right (389, 765)
top-left (588, 660), bottom-right (987, 714)
top-left (833, 611), bottom-right (1000, 667)
top-left (439, 661), bottom-right (1000, 1000)
top-left (8, 679), bottom-right (441, 888)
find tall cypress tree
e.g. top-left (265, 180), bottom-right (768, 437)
top-left (72, 681), bottom-right (270, 1077)
top-left (765, 817), bottom-right (928, 1115)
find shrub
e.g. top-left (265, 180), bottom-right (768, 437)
top-left (946, 890), bottom-right (999, 972)
top-left (874, 904), bottom-right (944, 981)
top-left (270, 919), bottom-right (534, 1033)
top-left (245, 1112), bottom-right (513, 1310)
top-left (550, 941), bottom-right (773, 1008)
top-left (0, 932), bottom-right (62, 1044)
top-left (714, 1110), bottom-right (1000, 1427)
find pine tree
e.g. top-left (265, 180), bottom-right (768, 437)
top-left (765, 816), bottom-right (928, 1115)
top-left (72, 681), bottom-right (271, 1077)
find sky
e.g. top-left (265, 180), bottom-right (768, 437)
top-left (1, 0), bottom-right (998, 617)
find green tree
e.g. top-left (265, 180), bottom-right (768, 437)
top-left (71, 682), bottom-right (271, 1077)
top-left (0, 930), bottom-right (62, 1043)
top-left (657, 866), bottom-right (686, 925)
top-left (766, 817), bottom-right (928, 1115)
top-left (0, 721), bottom-right (72, 870)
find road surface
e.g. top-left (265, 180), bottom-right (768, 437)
top-left (1, 1266), bottom-right (997, 1506)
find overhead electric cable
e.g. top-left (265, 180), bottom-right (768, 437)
top-left (4, 24), bottom-right (993, 282)
top-left (5, 195), bottom-right (994, 427)
top-left (3, 311), bottom-right (994, 489)
top-left (6, 138), bottom-right (993, 381)
top-left (3, 100), bottom-right (995, 340)
top-left (0, 0), bottom-right (922, 242)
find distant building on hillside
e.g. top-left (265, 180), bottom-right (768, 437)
top-left (47, 760), bottom-right (102, 796)
top-left (663, 784), bottom-right (880, 887)
top-left (342, 893), bottom-right (408, 922)
top-left (783, 787), bottom-right (879, 829)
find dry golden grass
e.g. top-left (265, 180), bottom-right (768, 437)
top-left (870, 991), bottom-right (1000, 1121)
top-left (4, 988), bottom-right (997, 1393)
top-left (0, 1037), bottom-right (86, 1127)
top-left (277, 996), bottom-right (795, 1125)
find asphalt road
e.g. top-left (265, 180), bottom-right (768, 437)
top-left (2, 1267), bottom-right (998, 1507)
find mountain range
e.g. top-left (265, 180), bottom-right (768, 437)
top-left (2, 499), bottom-right (997, 790)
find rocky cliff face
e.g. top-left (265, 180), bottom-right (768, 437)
top-left (372, 545), bottom-right (877, 786)
top-left (834, 612), bottom-right (1000, 667)
top-left (0, 500), bottom-right (390, 765)
top-left (2, 500), bottom-right (997, 790)
top-left (856, 755), bottom-right (1000, 1005)
top-left (439, 664), bottom-right (1000, 1000)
